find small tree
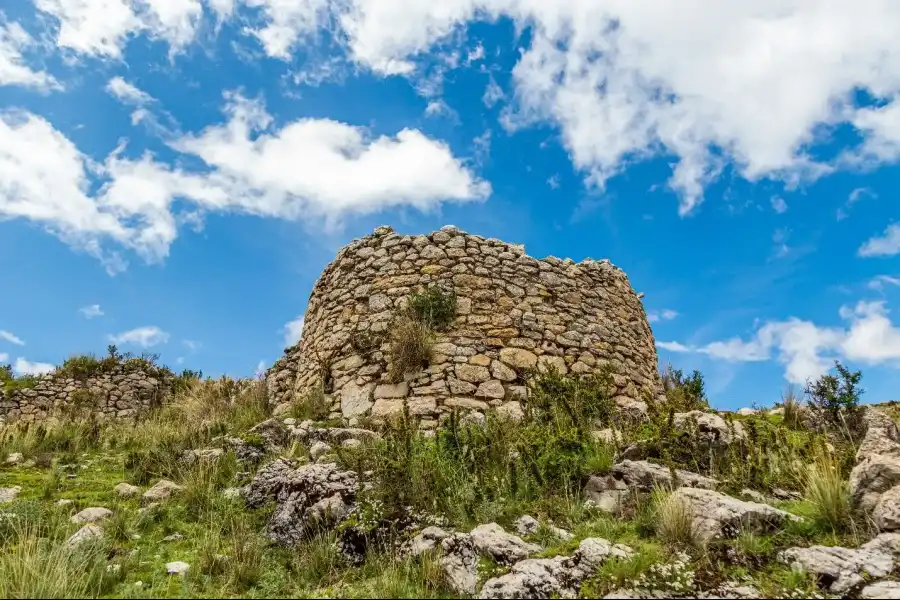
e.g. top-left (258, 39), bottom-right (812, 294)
top-left (805, 361), bottom-right (863, 440)
top-left (659, 363), bottom-right (709, 412)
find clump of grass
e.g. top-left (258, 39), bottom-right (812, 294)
top-left (0, 519), bottom-right (114, 598)
top-left (388, 316), bottom-right (434, 382)
top-left (290, 531), bottom-right (344, 589)
top-left (804, 451), bottom-right (852, 533)
top-left (0, 364), bottom-right (40, 392)
top-left (652, 488), bottom-right (700, 548)
top-left (291, 383), bottom-right (332, 422)
top-left (781, 384), bottom-right (804, 429)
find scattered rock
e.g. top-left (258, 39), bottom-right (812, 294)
top-left (56, 498), bottom-right (74, 508)
top-left (181, 448), bottom-right (224, 466)
top-left (861, 581), bottom-right (900, 599)
top-left (166, 561), bottom-right (190, 576)
top-left (404, 526), bottom-right (451, 557)
top-left (611, 460), bottom-right (717, 492)
top-left (162, 533), bottom-right (184, 542)
top-left (309, 441), bottom-right (332, 462)
top-left (222, 487), bottom-right (245, 500)
top-left (245, 459), bottom-right (358, 546)
top-left (514, 515), bottom-right (540, 537)
top-left (5, 452), bottom-right (23, 465)
top-left (779, 533), bottom-right (900, 594)
top-left (142, 480), bottom-right (184, 503)
top-left (479, 537), bottom-right (633, 599)
top-left (470, 522), bottom-right (540, 565)
top-left (584, 474), bottom-right (628, 514)
top-left (672, 487), bottom-right (800, 541)
top-left (0, 486), bottom-right (21, 503)
top-left (70, 507), bottom-right (113, 525)
top-left (673, 411), bottom-right (745, 450)
top-left (65, 524), bottom-right (104, 548)
top-left (440, 533), bottom-right (479, 595)
top-left (114, 482), bottom-right (140, 498)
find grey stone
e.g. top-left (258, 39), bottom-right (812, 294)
top-left (861, 581), bottom-right (900, 599)
top-left (470, 522), bottom-right (540, 565)
top-left (0, 486), bottom-right (21, 503)
top-left (404, 526), bottom-right (451, 557)
top-left (65, 524), bottom-right (104, 548)
top-left (166, 561), bottom-right (190, 576)
top-left (70, 507), bottom-right (113, 525)
top-left (441, 533), bottom-right (478, 595)
top-left (142, 480), bottom-right (184, 503)
top-left (673, 487), bottom-right (801, 541)
top-left (611, 460), bottom-right (717, 492)
top-left (780, 533), bottom-right (900, 594)
top-left (114, 482), bottom-right (140, 498)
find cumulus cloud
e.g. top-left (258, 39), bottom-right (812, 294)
top-left (0, 15), bottom-right (61, 91)
top-left (0, 91), bottom-right (488, 270)
top-left (13, 357), bottom-right (55, 375)
top-left (0, 352), bottom-right (7, 362)
top-left (283, 316), bottom-right (304, 347)
top-left (78, 304), bottom-right (104, 318)
top-left (859, 224), bottom-right (900, 257)
top-left (770, 196), bottom-right (788, 214)
top-left (0, 330), bottom-right (24, 345)
top-left (108, 325), bottom-right (170, 347)
top-left (869, 275), bottom-right (900, 291)
top-left (647, 308), bottom-right (678, 323)
top-left (664, 300), bottom-right (900, 384)
top-left (34, 0), bottom-right (203, 58)
top-left (657, 341), bottom-right (691, 353)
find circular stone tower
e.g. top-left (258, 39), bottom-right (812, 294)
top-left (267, 225), bottom-right (662, 427)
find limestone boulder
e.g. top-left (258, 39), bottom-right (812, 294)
top-left (672, 487), bottom-right (800, 541)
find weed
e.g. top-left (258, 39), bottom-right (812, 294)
top-left (652, 488), bottom-right (700, 548)
top-left (803, 451), bottom-right (852, 533)
top-left (405, 286), bottom-right (457, 331)
top-left (387, 316), bottom-right (434, 382)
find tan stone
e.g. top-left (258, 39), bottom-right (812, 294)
top-left (499, 348), bottom-right (538, 370)
top-left (372, 399), bottom-right (404, 418)
top-left (490, 360), bottom-right (517, 382)
top-left (407, 397), bottom-right (438, 416)
top-left (449, 378), bottom-right (477, 395)
top-left (374, 382), bottom-right (409, 399)
top-left (469, 354), bottom-right (491, 367)
top-left (455, 364), bottom-right (491, 383)
top-left (445, 397), bottom-right (490, 411)
top-left (537, 355), bottom-right (568, 375)
top-left (475, 380), bottom-right (506, 399)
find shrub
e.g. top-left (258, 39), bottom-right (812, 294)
top-left (659, 364), bottom-right (709, 412)
top-left (291, 383), bottom-right (332, 422)
top-left (387, 316), bottom-right (434, 382)
top-left (405, 286), bottom-right (457, 331)
top-left (805, 361), bottom-right (864, 440)
top-left (0, 364), bottom-right (40, 392)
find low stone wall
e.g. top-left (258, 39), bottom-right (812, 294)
top-left (267, 225), bottom-right (662, 428)
top-left (0, 365), bottom-right (174, 425)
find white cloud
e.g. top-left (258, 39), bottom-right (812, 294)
top-left (772, 227), bottom-right (791, 258)
top-left (255, 359), bottom-right (266, 377)
top-left (34, 0), bottom-right (203, 58)
top-left (859, 224), bottom-right (900, 257)
top-left (306, 1), bottom-right (900, 215)
top-left (183, 339), bottom-right (202, 352)
top-left (78, 304), bottom-right (104, 318)
top-left (547, 174), bottom-right (560, 189)
top-left (106, 76), bottom-right (154, 105)
top-left (108, 325), bottom-right (170, 347)
top-left (657, 340), bottom-right (691, 353)
top-left (869, 275), bottom-right (900, 291)
top-left (0, 91), bottom-right (488, 270)
top-left (13, 357), bottom-right (55, 375)
top-left (647, 308), bottom-right (678, 323)
top-left (770, 196), bottom-right (787, 214)
top-left (0, 352), bottom-right (7, 362)
top-left (283, 316), bottom-right (304, 347)
top-left (0, 16), bottom-right (62, 91)
top-left (0, 330), bottom-right (24, 345)
top-left (482, 75), bottom-right (504, 107)
top-left (665, 300), bottom-right (900, 384)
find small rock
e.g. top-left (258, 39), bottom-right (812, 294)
top-left (142, 479), bottom-right (184, 503)
top-left (0, 486), bottom-right (21, 503)
top-left (56, 498), bottom-right (74, 508)
top-left (114, 482), bottom-right (140, 498)
top-left (222, 487), bottom-right (244, 500)
top-left (5, 452), bottom-right (23, 465)
top-left (166, 561), bottom-right (190, 576)
top-left (440, 533), bottom-right (478, 595)
top-left (514, 515), bottom-right (539, 537)
top-left (163, 533), bottom-right (184, 542)
top-left (70, 507), bottom-right (113, 525)
top-left (862, 581), bottom-right (900, 599)
top-left (779, 533), bottom-right (900, 594)
top-left (673, 487), bottom-right (800, 541)
top-left (404, 526), bottom-right (451, 557)
top-left (470, 523), bottom-right (540, 565)
top-left (740, 489), bottom-right (768, 504)
top-left (309, 441), bottom-right (332, 461)
top-left (66, 524), bottom-right (104, 548)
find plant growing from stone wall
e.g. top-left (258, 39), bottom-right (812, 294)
top-left (0, 365), bottom-right (38, 393)
top-left (387, 286), bottom-right (457, 383)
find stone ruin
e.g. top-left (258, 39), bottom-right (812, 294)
top-left (266, 225), bottom-right (662, 428)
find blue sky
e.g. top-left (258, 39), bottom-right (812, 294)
top-left (1, 1), bottom-right (900, 410)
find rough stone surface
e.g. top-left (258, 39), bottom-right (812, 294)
top-left (470, 522), bottom-right (541, 565)
top-left (66, 524), bottom-right (104, 548)
top-left (114, 483), bottom-right (140, 498)
top-left (672, 411), bottom-right (745, 450)
top-left (514, 515), bottom-right (540, 537)
top-left (672, 487), bottom-right (800, 541)
top-left (71, 507), bottom-right (113, 525)
top-left (142, 480), bottom-right (184, 503)
top-left (440, 533), bottom-right (479, 595)
top-left (403, 526), bottom-right (451, 557)
top-left (244, 458), bottom-right (358, 546)
top-left (166, 561), bottom-right (191, 576)
top-left (265, 226), bottom-right (662, 427)
top-left (478, 537), bottom-right (633, 599)
top-left (851, 408), bottom-right (900, 525)
top-left (780, 533), bottom-right (900, 594)
top-left (611, 460), bottom-right (718, 492)
top-left (0, 362), bottom-right (174, 425)
top-left (861, 581), bottom-right (900, 599)
top-left (0, 486), bottom-right (21, 503)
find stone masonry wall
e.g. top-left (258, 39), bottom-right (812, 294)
top-left (0, 364), bottom-right (174, 425)
top-left (267, 225), bottom-right (662, 428)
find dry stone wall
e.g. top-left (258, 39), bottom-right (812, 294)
top-left (0, 364), bottom-right (174, 425)
top-left (267, 225), bottom-right (662, 428)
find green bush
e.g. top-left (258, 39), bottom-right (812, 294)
top-left (0, 364), bottom-right (40, 392)
top-left (405, 286), bottom-right (457, 331)
top-left (805, 360), bottom-right (864, 440)
top-left (659, 363), bottom-right (709, 412)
